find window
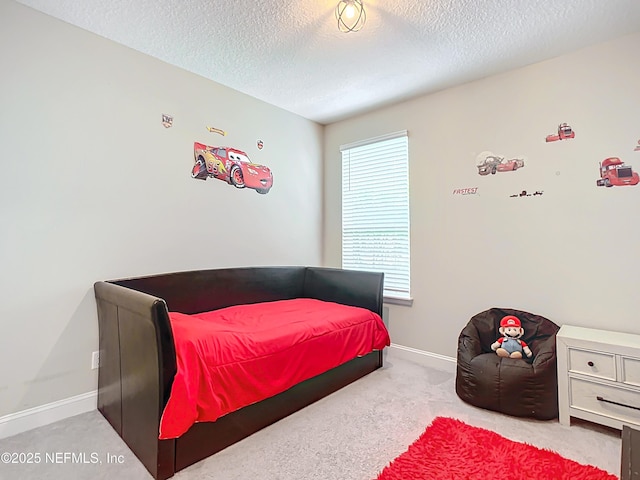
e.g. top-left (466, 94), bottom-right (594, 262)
top-left (341, 130), bottom-right (411, 303)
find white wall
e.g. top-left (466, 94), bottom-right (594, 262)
top-left (0, 1), bottom-right (323, 417)
top-left (324, 32), bottom-right (640, 358)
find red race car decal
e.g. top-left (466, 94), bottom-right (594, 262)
top-left (192, 142), bottom-right (273, 194)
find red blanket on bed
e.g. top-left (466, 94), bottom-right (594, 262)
top-left (159, 298), bottom-right (390, 439)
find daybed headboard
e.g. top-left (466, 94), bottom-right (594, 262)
top-left (112, 267), bottom-right (307, 314)
top-left (109, 266), bottom-right (384, 316)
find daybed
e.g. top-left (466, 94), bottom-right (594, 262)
top-left (93, 266), bottom-right (388, 479)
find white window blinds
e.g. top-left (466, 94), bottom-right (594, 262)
top-left (341, 131), bottom-right (410, 299)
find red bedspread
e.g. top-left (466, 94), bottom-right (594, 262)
top-left (159, 298), bottom-right (390, 439)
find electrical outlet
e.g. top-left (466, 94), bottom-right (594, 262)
top-left (91, 351), bottom-right (100, 370)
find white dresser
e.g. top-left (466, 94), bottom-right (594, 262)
top-left (556, 325), bottom-right (640, 429)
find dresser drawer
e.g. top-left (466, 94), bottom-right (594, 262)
top-left (569, 377), bottom-right (640, 426)
top-left (567, 348), bottom-right (616, 381)
top-left (622, 356), bottom-right (640, 387)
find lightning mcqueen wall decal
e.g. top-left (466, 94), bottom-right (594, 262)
top-left (192, 142), bottom-right (273, 194)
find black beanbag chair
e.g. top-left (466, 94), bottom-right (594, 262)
top-left (455, 307), bottom-right (560, 420)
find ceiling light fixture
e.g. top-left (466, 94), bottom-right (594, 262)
top-left (336, 0), bottom-right (366, 33)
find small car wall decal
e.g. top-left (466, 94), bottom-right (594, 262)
top-left (545, 123), bottom-right (575, 142)
top-left (477, 155), bottom-right (525, 176)
top-left (192, 142), bottom-right (273, 194)
top-left (510, 190), bottom-right (543, 197)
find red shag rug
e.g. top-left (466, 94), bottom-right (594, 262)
top-left (375, 417), bottom-right (617, 480)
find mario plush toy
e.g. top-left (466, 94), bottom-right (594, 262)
top-left (491, 315), bottom-right (532, 359)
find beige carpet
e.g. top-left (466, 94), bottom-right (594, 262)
top-left (0, 350), bottom-right (621, 479)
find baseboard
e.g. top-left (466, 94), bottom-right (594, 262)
top-left (0, 390), bottom-right (97, 440)
top-left (388, 343), bottom-right (456, 373)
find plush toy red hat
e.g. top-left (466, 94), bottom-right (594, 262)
top-left (500, 315), bottom-right (521, 328)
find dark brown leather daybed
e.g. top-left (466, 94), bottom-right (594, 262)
top-left (93, 266), bottom-right (388, 479)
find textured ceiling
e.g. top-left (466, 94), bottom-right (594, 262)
top-left (14, 0), bottom-right (640, 124)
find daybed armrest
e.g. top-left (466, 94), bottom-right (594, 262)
top-left (94, 281), bottom-right (177, 479)
top-left (94, 281), bottom-right (177, 409)
top-left (302, 267), bottom-right (384, 316)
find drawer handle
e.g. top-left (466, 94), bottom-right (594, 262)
top-left (596, 396), bottom-right (640, 411)
top-left (587, 361), bottom-right (594, 367)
